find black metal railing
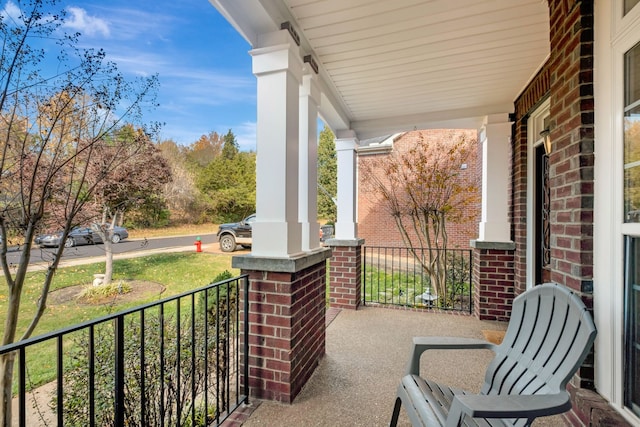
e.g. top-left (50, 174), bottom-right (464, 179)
top-left (0, 275), bottom-right (249, 427)
top-left (362, 246), bottom-right (473, 313)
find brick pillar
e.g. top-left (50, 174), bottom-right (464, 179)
top-left (325, 238), bottom-right (364, 310)
top-left (470, 241), bottom-right (515, 321)
top-left (233, 249), bottom-right (331, 403)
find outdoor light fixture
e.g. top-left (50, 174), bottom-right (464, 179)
top-left (540, 128), bottom-right (552, 155)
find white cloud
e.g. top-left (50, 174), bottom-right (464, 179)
top-left (64, 7), bottom-right (110, 38)
top-left (1, 1), bottom-right (21, 22)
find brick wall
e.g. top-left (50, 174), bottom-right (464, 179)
top-left (513, 65), bottom-right (551, 296)
top-left (472, 246), bottom-right (515, 321)
top-left (239, 261), bottom-right (326, 403)
top-left (328, 244), bottom-right (362, 309)
top-left (511, 0), bottom-right (606, 423)
top-left (358, 130), bottom-right (480, 249)
top-left (548, 0), bottom-right (594, 294)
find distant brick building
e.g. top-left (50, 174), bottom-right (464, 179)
top-left (357, 129), bottom-right (480, 249)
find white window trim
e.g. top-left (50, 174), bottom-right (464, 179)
top-left (526, 98), bottom-right (550, 290)
top-left (594, 1), bottom-right (640, 424)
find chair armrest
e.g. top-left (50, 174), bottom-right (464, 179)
top-left (444, 392), bottom-right (572, 427)
top-left (407, 337), bottom-right (497, 375)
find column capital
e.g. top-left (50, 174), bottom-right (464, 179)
top-left (335, 130), bottom-right (359, 151)
top-left (250, 29), bottom-right (303, 80)
top-left (300, 72), bottom-right (321, 104)
top-left (482, 113), bottom-right (513, 126)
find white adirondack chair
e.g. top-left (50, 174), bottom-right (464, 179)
top-left (390, 282), bottom-right (597, 427)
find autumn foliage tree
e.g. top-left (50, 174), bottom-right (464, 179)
top-left (0, 1), bottom-right (159, 424)
top-left (85, 125), bottom-right (171, 285)
top-left (360, 130), bottom-right (479, 301)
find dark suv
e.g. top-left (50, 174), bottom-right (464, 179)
top-left (216, 214), bottom-right (255, 252)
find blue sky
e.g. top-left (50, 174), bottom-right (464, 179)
top-left (7, 0), bottom-right (258, 151)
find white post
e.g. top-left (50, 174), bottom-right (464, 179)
top-left (334, 130), bottom-right (359, 240)
top-left (249, 30), bottom-right (303, 257)
top-left (299, 69), bottom-right (321, 251)
top-left (477, 114), bottom-right (513, 243)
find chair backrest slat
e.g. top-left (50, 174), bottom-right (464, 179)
top-left (480, 283), bottom-right (596, 397)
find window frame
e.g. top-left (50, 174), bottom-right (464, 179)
top-left (595, 2), bottom-right (640, 425)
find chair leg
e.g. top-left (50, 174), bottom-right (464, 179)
top-left (390, 397), bottom-right (402, 427)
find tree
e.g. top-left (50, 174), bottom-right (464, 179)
top-left (196, 129), bottom-right (256, 222)
top-left (198, 150), bottom-right (256, 222)
top-left (360, 131), bottom-right (479, 302)
top-left (87, 125), bottom-right (171, 286)
top-left (185, 131), bottom-right (223, 167)
top-left (317, 126), bottom-right (337, 222)
top-left (221, 129), bottom-right (239, 160)
top-left (0, 2), bottom-right (159, 424)
top-left (158, 139), bottom-right (204, 224)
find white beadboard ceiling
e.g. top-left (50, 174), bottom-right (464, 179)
top-left (210, 0), bottom-right (550, 139)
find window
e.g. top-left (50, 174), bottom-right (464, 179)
top-left (596, 2), bottom-right (640, 424)
top-left (625, 42), bottom-right (640, 419)
top-left (625, 42), bottom-right (640, 223)
top-left (625, 237), bottom-right (640, 417)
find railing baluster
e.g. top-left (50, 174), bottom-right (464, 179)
top-left (243, 275), bottom-right (250, 405)
top-left (215, 285), bottom-right (221, 423)
top-left (114, 315), bottom-right (125, 427)
top-left (176, 300), bottom-right (181, 424)
top-left (204, 287), bottom-right (209, 422)
top-left (160, 304), bottom-right (165, 427)
top-left (224, 283), bottom-right (231, 411)
top-left (57, 336), bottom-right (63, 426)
top-left (190, 293), bottom-right (196, 425)
top-left (19, 349), bottom-right (25, 427)
top-left (140, 309), bottom-right (146, 425)
top-left (89, 325), bottom-right (95, 427)
top-left (469, 251), bottom-right (474, 314)
top-left (234, 279), bottom-right (240, 405)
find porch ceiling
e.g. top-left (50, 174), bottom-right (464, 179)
top-left (210, 0), bottom-right (549, 139)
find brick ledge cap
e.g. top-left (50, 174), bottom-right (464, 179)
top-left (470, 240), bottom-right (515, 250)
top-left (324, 238), bottom-right (365, 247)
top-left (232, 247), bottom-right (331, 273)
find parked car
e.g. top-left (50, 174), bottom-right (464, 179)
top-left (217, 214), bottom-right (255, 252)
top-left (35, 225), bottom-right (129, 248)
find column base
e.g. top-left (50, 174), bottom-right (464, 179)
top-left (235, 249), bottom-right (331, 403)
top-left (325, 238), bottom-right (364, 310)
top-left (470, 240), bottom-right (515, 321)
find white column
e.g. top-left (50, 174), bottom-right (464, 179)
top-left (334, 130), bottom-right (359, 240)
top-left (250, 30), bottom-right (303, 257)
top-left (478, 114), bottom-right (512, 242)
top-left (299, 69), bottom-right (321, 251)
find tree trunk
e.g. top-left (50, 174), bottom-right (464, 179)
top-left (103, 236), bottom-right (113, 285)
top-left (0, 353), bottom-right (16, 427)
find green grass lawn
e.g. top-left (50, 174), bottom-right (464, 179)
top-left (0, 252), bottom-right (236, 390)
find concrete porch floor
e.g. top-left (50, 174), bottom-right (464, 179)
top-left (233, 306), bottom-right (566, 427)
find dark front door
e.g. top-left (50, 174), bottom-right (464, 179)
top-left (534, 144), bottom-right (551, 285)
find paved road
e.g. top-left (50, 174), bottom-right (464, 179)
top-left (6, 233), bottom-right (219, 266)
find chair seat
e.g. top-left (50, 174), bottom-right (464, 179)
top-left (400, 374), bottom-right (521, 427)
